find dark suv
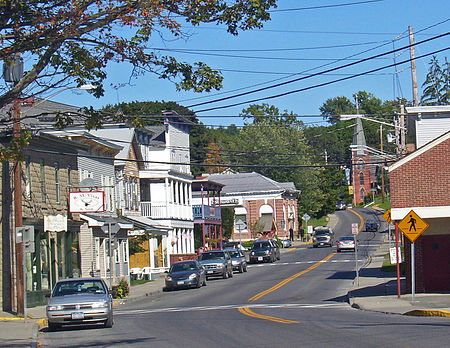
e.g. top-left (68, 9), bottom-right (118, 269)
top-left (198, 250), bottom-right (233, 279)
top-left (249, 240), bottom-right (277, 263)
top-left (365, 219), bottom-right (379, 232)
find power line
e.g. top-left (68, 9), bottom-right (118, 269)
top-left (187, 32), bottom-right (450, 110)
top-left (193, 45), bottom-right (450, 113)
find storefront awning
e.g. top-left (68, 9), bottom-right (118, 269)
top-left (123, 215), bottom-right (171, 236)
top-left (80, 213), bottom-right (134, 238)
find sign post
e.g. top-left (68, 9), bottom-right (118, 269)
top-left (351, 223), bottom-right (359, 286)
top-left (302, 214), bottom-right (310, 241)
top-left (382, 209), bottom-right (393, 248)
top-left (101, 218), bottom-right (120, 289)
top-left (398, 210), bottom-right (429, 302)
top-left (235, 219), bottom-right (247, 246)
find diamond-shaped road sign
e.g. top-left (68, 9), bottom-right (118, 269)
top-left (382, 209), bottom-right (392, 224)
top-left (398, 210), bottom-right (429, 243)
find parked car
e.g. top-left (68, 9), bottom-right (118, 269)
top-left (249, 240), bottom-right (276, 263)
top-left (281, 239), bottom-right (292, 248)
top-left (225, 248), bottom-right (248, 273)
top-left (365, 219), bottom-right (379, 232)
top-left (46, 277), bottom-right (113, 331)
top-left (164, 260), bottom-right (206, 291)
top-left (312, 226), bottom-right (334, 248)
top-left (268, 239), bottom-right (281, 260)
top-left (336, 236), bottom-right (356, 252)
top-left (198, 250), bottom-right (233, 279)
top-left (335, 200), bottom-right (347, 210)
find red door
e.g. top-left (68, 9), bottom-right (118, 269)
top-left (422, 235), bottom-right (450, 292)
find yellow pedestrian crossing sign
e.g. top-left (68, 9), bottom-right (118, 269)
top-left (398, 210), bottom-right (429, 242)
top-left (382, 209), bottom-right (392, 224)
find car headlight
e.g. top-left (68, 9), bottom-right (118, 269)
top-left (265, 250), bottom-right (269, 254)
top-left (189, 273), bottom-right (198, 280)
top-left (251, 251), bottom-right (255, 256)
top-left (165, 276), bottom-right (172, 281)
top-left (220, 263), bottom-right (225, 268)
top-left (47, 305), bottom-right (64, 311)
top-left (313, 237), bottom-right (317, 241)
top-left (91, 301), bottom-right (109, 309)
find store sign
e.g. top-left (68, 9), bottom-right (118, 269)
top-left (44, 214), bottom-right (67, 232)
top-left (69, 191), bottom-right (105, 213)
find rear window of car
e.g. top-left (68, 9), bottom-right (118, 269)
top-left (339, 236), bottom-right (354, 241)
top-left (199, 252), bottom-right (225, 260)
top-left (53, 280), bottom-right (106, 296)
top-left (252, 241), bottom-right (270, 249)
top-left (228, 250), bottom-right (243, 257)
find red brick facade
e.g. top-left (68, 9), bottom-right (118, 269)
top-left (352, 151), bottom-right (373, 205)
top-left (390, 140), bottom-right (450, 208)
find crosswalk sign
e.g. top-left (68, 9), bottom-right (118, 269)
top-left (382, 209), bottom-right (392, 224)
top-left (398, 210), bottom-right (429, 243)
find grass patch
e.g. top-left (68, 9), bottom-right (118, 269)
top-left (307, 216), bottom-right (328, 228)
top-left (381, 253), bottom-right (404, 273)
top-left (130, 278), bottom-right (153, 286)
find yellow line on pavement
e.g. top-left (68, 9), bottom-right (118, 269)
top-left (286, 248), bottom-right (296, 252)
top-left (249, 252), bottom-right (337, 301)
top-left (348, 208), bottom-right (364, 232)
top-left (238, 307), bottom-right (299, 324)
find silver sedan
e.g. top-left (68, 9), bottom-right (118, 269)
top-left (46, 277), bottom-right (113, 331)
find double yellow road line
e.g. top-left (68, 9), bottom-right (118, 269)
top-left (239, 252), bottom-right (337, 323)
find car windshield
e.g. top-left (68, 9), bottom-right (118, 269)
top-left (315, 231), bottom-right (330, 236)
top-left (170, 262), bottom-right (198, 273)
top-left (253, 242), bottom-right (270, 249)
top-left (52, 279), bottom-right (106, 297)
top-left (228, 250), bottom-right (242, 257)
top-left (199, 252), bottom-right (225, 260)
top-left (339, 236), bottom-right (354, 241)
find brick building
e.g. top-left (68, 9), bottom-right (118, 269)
top-left (207, 172), bottom-right (299, 241)
top-left (389, 131), bottom-right (450, 292)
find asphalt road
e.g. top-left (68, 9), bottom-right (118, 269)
top-left (39, 208), bottom-right (450, 348)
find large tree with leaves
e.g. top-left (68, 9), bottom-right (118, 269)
top-left (0, 0), bottom-right (277, 110)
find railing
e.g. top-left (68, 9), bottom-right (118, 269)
top-left (192, 205), bottom-right (221, 221)
top-left (140, 201), bottom-right (193, 220)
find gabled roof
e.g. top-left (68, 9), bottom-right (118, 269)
top-left (389, 130), bottom-right (450, 172)
top-left (208, 172), bottom-right (299, 195)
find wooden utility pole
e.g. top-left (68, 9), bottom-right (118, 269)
top-left (409, 26), bottom-right (419, 106)
top-left (13, 97), bottom-right (24, 316)
top-left (400, 105), bottom-right (406, 156)
top-left (380, 125), bottom-right (385, 203)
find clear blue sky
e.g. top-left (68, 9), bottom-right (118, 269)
top-left (53, 0), bottom-right (450, 128)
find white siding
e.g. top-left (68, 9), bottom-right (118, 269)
top-left (416, 118), bottom-right (450, 148)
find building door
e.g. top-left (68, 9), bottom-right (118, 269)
top-left (422, 235), bottom-right (450, 291)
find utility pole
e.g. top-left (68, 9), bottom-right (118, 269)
top-left (400, 105), bottom-right (406, 156)
top-left (13, 97), bottom-right (24, 316)
top-left (380, 125), bottom-right (385, 203)
top-left (409, 26), bottom-right (419, 106)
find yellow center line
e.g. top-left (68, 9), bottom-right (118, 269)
top-left (249, 252), bottom-right (337, 301)
top-left (348, 208), bottom-right (364, 232)
top-left (238, 307), bottom-right (299, 324)
top-left (286, 248), bottom-right (296, 252)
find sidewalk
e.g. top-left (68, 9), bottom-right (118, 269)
top-left (347, 240), bottom-right (450, 317)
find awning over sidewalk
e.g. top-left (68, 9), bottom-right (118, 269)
top-left (80, 213), bottom-right (134, 238)
top-left (123, 215), bottom-right (171, 236)
top-left (391, 206), bottom-right (450, 220)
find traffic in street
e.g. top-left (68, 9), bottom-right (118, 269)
top-left (38, 208), bottom-right (450, 347)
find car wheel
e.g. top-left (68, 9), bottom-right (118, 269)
top-left (48, 322), bottom-right (60, 332)
top-left (243, 265), bottom-right (247, 272)
top-left (313, 245), bottom-right (317, 248)
top-left (337, 249), bottom-right (341, 253)
top-left (239, 264), bottom-right (244, 273)
top-left (104, 314), bottom-right (113, 328)
top-left (223, 270), bottom-right (228, 279)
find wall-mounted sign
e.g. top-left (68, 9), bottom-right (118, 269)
top-left (44, 214), bottom-right (67, 232)
top-left (69, 191), bottom-right (105, 213)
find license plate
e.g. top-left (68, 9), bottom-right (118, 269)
top-left (177, 281), bottom-right (184, 285)
top-left (258, 257), bottom-right (263, 261)
top-left (71, 312), bottom-right (84, 320)
top-left (320, 243), bottom-right (324, 245)
top-left (207, 270), bottom-right (213, 274)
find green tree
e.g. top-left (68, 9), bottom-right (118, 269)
top-left (1, 0), bottom-right (277, 110)
top-left (320, 96), bottom-right (355, 124)
top-left (421, 56), bottom-right (450, 105)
